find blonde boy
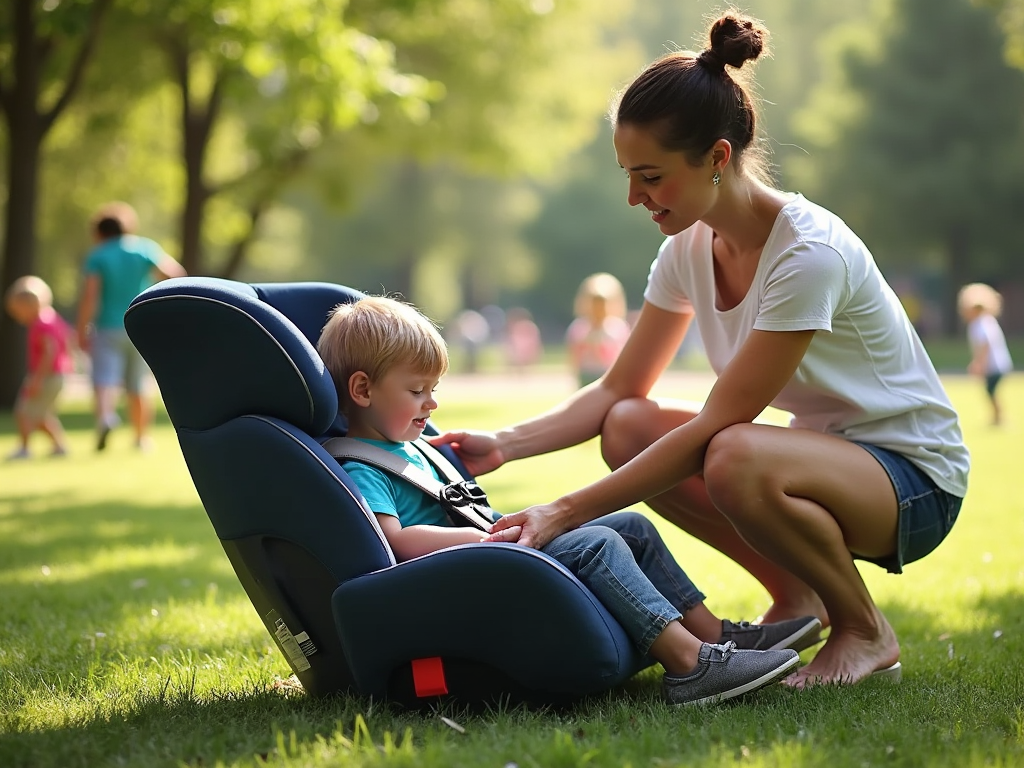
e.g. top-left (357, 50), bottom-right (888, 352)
top-left (317, 295), bottom-right (816, 707)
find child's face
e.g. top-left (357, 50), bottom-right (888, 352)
top-left (359, 363), bottom-right (441, 443)
top-left (5, 295), bottom-right (40, 326)
top-left (959, 304), bottom-right (983, 322)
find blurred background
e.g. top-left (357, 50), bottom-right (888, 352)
top-left (3, 0), bottom-right (1024, 407)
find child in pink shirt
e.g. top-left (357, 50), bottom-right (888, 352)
top-left (4, 276), bottom-right (73, 459)
top-left (566, 273), bottom-right (632, 388)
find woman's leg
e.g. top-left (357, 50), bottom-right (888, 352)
top-left (601, 397), bottom-right (829, 626)
top-left (701, 422), bottom-right (901, 685)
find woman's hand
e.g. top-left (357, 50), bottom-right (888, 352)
top-left (426, 430), bottom-right (506, 477)
top-left (486, 503), bottom-right (572, 550)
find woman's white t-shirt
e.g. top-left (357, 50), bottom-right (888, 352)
top-left (644, 194), bottom-right (969, 498)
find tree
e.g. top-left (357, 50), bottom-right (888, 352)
top-left (309, 0), bottom-right (638, 310)
top-left (0, 0), bottom-right (113, 408)
top-left (791, 0), bottom-right (1024, 332)
top-left (117, 0), bottom-right (437, 277)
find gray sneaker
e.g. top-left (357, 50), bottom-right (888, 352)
top-left (662, 642), bottom-right (800, 706)
top-left (719, 616), bottom-right (822, 652)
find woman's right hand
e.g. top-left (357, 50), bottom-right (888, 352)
top-left (426, 429), bottom-right (506, 477)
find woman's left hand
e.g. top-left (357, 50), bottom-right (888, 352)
top-left (486, 503), bottom-right (571, 550)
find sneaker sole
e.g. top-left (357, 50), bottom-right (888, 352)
top-left (684, 653), bottom-right (802, 706)
top-left (767, 618), bottom-right (824, 653)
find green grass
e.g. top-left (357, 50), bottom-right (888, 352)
top-left (1, 375), bottom-right (1023, 767)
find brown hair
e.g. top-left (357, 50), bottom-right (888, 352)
top-left (317, 296), bottom-right (449, 414)
top-left (90, 201), bottom-right (138, 236)
top-left (613, 12), bottom-right (770, 181)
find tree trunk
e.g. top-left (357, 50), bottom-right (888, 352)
top-left (219, 200), bottom-right (268, 280)
top-left (172, 49), bottom-right (222, 276)
top-left (0, 0), bottom-right (43, 409)
top-left (943, 222), bottom-right (973, 336)
top-left (0, 112), bottom-right (43, 409)
top-left (0, 0), bottom-right (110, 408)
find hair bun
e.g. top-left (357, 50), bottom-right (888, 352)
top-left (704, 13), bottom-right (767, 70)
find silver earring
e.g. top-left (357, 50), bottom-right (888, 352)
top-left (712, 171), bottom-right (721, 186)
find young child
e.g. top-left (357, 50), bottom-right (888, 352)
top-left (317, 295), bottom-right (820, 706)
top-left (4, 276), bottom-right (73, 460)
top-left (566, 273), bottom-right (631, 388)
top-left (958, 283), bottom-right (1013, 425)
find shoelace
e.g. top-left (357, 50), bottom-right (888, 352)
top-left (705, 641), bottom-right (737, 662)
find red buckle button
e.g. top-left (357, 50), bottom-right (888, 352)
top-left (411, 656), bottom-right (448, 697)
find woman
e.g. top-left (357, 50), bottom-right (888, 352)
top-left (430, 12), bottom-right (968, 687)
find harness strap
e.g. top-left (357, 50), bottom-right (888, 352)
top-left (322, 437), bottom-right (495, 532)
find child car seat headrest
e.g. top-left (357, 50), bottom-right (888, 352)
top-left (125, 277), bottom-right (360, 435)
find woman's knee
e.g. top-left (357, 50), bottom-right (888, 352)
top-left (600, 398), bottom-right (663, 469)
top-left (703, 424), bottom-right (772, 515)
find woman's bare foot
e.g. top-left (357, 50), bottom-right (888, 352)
top-left (782, 608), bottom-right (899, 688)
top-left (757, 589), bottom-right (830, 629)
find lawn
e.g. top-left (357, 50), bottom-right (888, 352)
top-left (1, 373), bottom-right (1022, 768)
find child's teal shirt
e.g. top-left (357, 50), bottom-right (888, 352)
top-left (83, 235), bottom-right (164, 330)
top-left (341, 439), bottom-right (450, 527)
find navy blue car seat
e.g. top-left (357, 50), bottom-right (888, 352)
top-left (124, 277), bottom-right (651, 705)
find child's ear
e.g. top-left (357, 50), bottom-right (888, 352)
top-left (348, 371), bottom-right (372, 407)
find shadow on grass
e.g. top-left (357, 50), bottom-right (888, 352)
top-left (2, 594), bottom-right (1023, 768)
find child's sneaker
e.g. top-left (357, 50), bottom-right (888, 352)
top-left (50, 445), bottom-right (69, 458)
top-left (662, 642), bottom-right (800, 706)
top-left (719, 616), bottom-right (822, 652)
top-left (5, 447), bottom-right (30, 461)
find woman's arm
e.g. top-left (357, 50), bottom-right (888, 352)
top-left (490, 328), bottom-right (816, 548)
top-left (429, 302), bottom-right (693, 475)
top-left (76, 274), bottom-right (101, 352)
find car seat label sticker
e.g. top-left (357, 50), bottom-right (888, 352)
top-left (267, 611), bottom-right (312, 672)
top-left (294, 631), bottom-right (318, 658)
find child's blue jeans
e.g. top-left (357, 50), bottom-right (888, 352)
top-left (540, 511), bottom-right (706, 655)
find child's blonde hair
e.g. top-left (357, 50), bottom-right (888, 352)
top-left (317, 296), bottom-right (449, 413)
top-left (957, 283), bottom-right (1003, 317)
top-left (573, 272), bottom-right (627, 320)
top-left (4, 275), bottom-right (53, 313)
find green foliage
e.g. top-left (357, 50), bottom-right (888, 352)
top-left (790, 0), bottom-right (1024, 302)
top-left (1, 375), bottom-right (1023, 767)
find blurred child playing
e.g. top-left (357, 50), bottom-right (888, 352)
top-left (566, 273), bottom-right (631, 388)
top-left (4, 276), bottom-right (73, 459)
top-left (317, 295), bottom-right (820, 706)
top-left (958, 283), bottom-right (1013, 426)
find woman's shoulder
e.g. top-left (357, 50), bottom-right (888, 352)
top-left (777, 195), bottom-right (862, 247)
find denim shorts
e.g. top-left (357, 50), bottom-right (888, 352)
top-left (854, 442), bottom-right (963, 574)
top-left (91, 329), bottom-right (150, 394)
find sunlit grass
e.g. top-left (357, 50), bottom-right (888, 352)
top-left (0, 373), bottom-right (1022, 767)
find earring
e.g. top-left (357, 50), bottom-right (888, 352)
top-left (712, 171), bottom-right (721, 186)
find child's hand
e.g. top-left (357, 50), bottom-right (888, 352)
top-left (23, 377), bottom-right (42, 398)
top-left (967, 361), bottom-right (983, 376)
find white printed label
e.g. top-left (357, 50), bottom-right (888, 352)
top-left (268, 613), bottom-right (312, 672)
